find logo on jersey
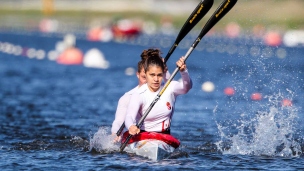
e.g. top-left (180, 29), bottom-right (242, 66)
top-left (166, 102), bottom-right (171, 110)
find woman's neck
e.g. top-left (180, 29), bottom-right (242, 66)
top-left (148, 86), bottom-right (159, 92)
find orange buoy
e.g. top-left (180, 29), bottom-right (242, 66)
top-left (251, 93), bottom-right (262, 101)
top-left (252, 24), bottom-right (265, 38)
top-left (224, 87), bottom-right (235, 96)
top-left (281, 99), bottom-right (292, 107)
top-left (87, 27), bottom-right (102, 41)
top-left (39, 18), bottom-right (58, 33)
top-left (225, 22), bottom-right (241, 38)
top-left (57, 47), bottom-right (83, 65)
top-left (264, 31), bottom-right (282, 46)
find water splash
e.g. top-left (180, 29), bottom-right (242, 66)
top-left (70, 136), bottom-right (90, 151)
top-left (89, 127), bottom-right (119, 153)
top-left (215, 93), bottom-right (302, 157)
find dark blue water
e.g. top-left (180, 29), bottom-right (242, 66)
top-left (1, 31), bottom-right (304, 170)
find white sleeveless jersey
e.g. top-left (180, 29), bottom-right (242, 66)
top-left (125, 70), bottom-right (192, 132)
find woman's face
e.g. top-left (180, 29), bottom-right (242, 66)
top-left (137, 68), bottom-right (146, 86)
top-left (145, 65), bottom-right (163, 92)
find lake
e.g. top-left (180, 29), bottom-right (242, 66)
top-left (1, 31), bottom-right (304, 170)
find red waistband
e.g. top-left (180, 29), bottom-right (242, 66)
top-left (121, 131), bottom-right (180, 149)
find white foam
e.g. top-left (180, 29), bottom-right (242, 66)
top-left (89, 127), bottom-right (118, 153)
top-left (215, 93), bottom-right (301, 157)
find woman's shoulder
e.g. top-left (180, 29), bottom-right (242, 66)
top-left (137, 84), bottom-right (149, 94)
top-left (167, 80), bottom-right (179, 87)
top-left (125, 85), bottom-right (139, 95)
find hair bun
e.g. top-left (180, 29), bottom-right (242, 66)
top-left (140, 48), bottom-right (162, 61)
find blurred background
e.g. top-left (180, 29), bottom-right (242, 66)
top-left (1, 0), bottom-right (304, 65)
top-left (1, 0), bottom-right (304, 42)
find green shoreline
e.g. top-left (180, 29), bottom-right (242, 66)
top-left (0, 0), bottom-right (303, 31)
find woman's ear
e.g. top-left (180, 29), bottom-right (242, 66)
top-left (136, 72), bottom-right (139, 79)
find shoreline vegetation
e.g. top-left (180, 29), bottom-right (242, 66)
top-left (0, 0), bottom-right (303, 32)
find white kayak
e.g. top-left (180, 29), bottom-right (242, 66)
top-left (126, 139), bottom-right (175, 161)
top-left (121, 131), bottom-right (180, 161)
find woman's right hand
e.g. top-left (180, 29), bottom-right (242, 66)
top-left (129, 125), bottom-right (140, 135)
top-left (176, 56), bottom-right (186, 72)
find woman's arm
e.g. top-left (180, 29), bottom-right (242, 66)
top-left (173, 57), bottom-right (193, 95)
top-left (124, 92), bottom-right (142, 135)
top-left (162, 57), bottom-right (171, 83)
top-left (111, 93), bottom-right (131, 134)
top-left (163, 70), bottom-right (171, 83)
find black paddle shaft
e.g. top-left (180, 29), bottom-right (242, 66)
top-left (115, 0), bottom-right (214, 137)
top-left (192, 0), bottom-right (238, 49)
top-left (164, 0), bottom-right (214, 63)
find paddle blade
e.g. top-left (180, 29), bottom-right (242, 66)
top-left (197, 0), bottom-right (238, 41)
top-left (175, 0), bottom-right (214, 44)
top-left (164, 0), bottom-right (214, 63)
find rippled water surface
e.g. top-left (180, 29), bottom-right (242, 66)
top-left (1, 32), bottom-right (304, 170)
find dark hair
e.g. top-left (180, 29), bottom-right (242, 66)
top-left (137, 60), bottom-right (145, 73)
top-left (144, 55), bottom-right (165, 73)
top-left (140, 48), bottom-right (162, 61)
top-left (138, 48), bottom-right (163, 73)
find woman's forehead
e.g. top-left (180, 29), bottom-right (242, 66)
top-left (146, 65), bottom-right (163, 71)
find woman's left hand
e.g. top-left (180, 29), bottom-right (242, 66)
top-left (176, 56), bottom-right (186, 72)
top-left (112, 134), bottom-right (121, 143)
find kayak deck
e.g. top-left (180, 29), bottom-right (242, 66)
top-left (121, 131), bottom-right (180, 161)
top-left (126, 139), bottom-right (175, 161)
